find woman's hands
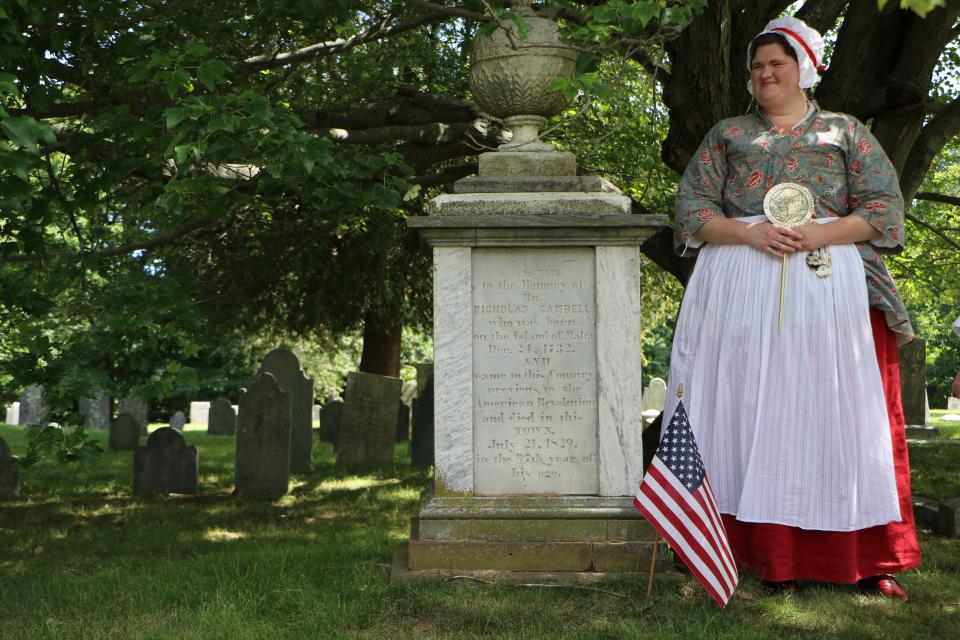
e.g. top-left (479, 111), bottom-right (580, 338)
top-left (694, 214), bottom-right (882, 256)
top-left (741, 221), bottom-right (804, 257)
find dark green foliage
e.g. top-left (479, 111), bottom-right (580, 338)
top-left (18, 424), bottom-right (102, 468)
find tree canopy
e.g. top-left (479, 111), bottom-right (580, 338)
top-left (1, 0), bottom-right (958, 415)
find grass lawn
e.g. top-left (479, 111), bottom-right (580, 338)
top-left (928, 410), bottom-right (960, 439)
top-left (1, 423), bottom-right (959, 639)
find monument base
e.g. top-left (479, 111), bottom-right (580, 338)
top-left (391, 540), bottom-right (682, 585)
top-left (390, 491), bottom-right (678, 581)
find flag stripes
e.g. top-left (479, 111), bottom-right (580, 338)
top-left (634, 399), bottom-right (739, 607)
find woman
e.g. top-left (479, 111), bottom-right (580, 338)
top-left (668, 17), bottom-right (920, 599)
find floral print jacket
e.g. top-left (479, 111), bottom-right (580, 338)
top-left (675, 106), bottom-right (913, 343)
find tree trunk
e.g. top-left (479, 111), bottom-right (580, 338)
top-left (358, 317), bottom-right (402, 378)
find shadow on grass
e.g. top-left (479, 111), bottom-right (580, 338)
top-left (2, 424), bottom-right (960, 639)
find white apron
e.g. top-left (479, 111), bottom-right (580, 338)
top-left (665, 216), bottom-right (901, 531)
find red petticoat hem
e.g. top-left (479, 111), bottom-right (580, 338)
top-left (719, 309), bottom-right (921, 584)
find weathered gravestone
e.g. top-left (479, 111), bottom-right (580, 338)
top-left (119, 397), bottom-right (149, 435)
top-left (207, 398), bottom-right (236, 435)
top-left (949, 397), bottom-right (960, 410)
top-left (312, 404), bottom-right (320, 426)
top-left (190, 401), bottom-right (211, 426)
top-left (396, 401), bottom-right (410, 443)
top-left (410, 375), bottom-right (434, 468)
top-left (319, 399), bottom-right (343, 445)
top-left (235, 372), bottom-right (290, 498)
top-left (641, 377), bottom-right (667, 426)
top-left (169, 411), bottom-right (187, 432)
top-left (939, 497), bottom-right (960, 538)
top-left (898, 339), bottom-right (926, 425)
top-left (257, 348), bottom-right (314, 473)
top-left (413, 363), bottom-right (434, 395)
top-left (79, 388), bottom-right (111, 431)
top-left (337, 372), bottom-right (402, 467)
top-left (17, 384), bottom-right (48, 426)
top-left (133, 427), bottom-right (198, 498)
top-left (4, 402), bottom-right (19, 426)
top-left (109, 413), bottom-right (141, 451)
top-left (0, 436), bottom-right (18, 499)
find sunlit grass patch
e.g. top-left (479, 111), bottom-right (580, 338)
top-left (202, 528), bottom-right (248, 542)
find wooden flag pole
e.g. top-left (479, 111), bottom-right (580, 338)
top-left (646, 531), bottom-right (660, 598)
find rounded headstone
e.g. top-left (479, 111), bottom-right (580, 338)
top-left (133, 427), bottom-right (199, 497)
top-left (169, 411), bottom-right (187, 432)
top-left (208, 398), bottom-right (236, 436)
top-left (109, 413), bottom-right (141, 451)
top-left (257, 348), bottom-right (314, 472)
top-left (235, 372), bottom-right (291, 498)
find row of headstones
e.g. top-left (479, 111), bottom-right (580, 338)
top-left (125, 362), bottom-right (435, 499)
top-left (2, 355), bottom-right (438, 500)
top-left (104, 348), bottom-right (315, 497)
top-left (4, 385), bottom-right (167, 434)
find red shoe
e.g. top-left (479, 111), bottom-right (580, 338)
top-left (858, 575), bottom-right (909, 602)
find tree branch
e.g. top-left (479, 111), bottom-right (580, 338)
top-left (241, 11), bottom-right (450, 70)
top-left (405, 0), bottom-right (487, 22)
top-left (0, 216), bottom-right (220, 264)
top-left (795, 0), bottom-right (848, 34)
top-left (901, 95), bottom-right (960, 202)
top-left (914, 191), bottom-right (960, 207)
top-left (325, 120), bottom-right (495, 146)
top-left (905, 211), bottom-right (960, 252)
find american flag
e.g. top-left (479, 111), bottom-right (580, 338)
top-left (634, 399), bottom-right (739, 607)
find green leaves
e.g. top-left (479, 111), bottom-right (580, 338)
top-left (196, 59), bottom-right (231, 91)
top-left (1, 116), bottom-right (56, 153)
top-left (877, 0), bottom-right (946, 17)
top-left (19, 425), bottom-right (103, 468)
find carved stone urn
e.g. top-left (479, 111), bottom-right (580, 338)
top-left (469, 0), bottom-right (577, 151)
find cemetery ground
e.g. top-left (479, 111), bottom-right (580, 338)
top-left (0, 425), bottom-right (958, 640)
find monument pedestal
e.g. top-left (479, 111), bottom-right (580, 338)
top-left (396, 162), bottom-right (668, 583)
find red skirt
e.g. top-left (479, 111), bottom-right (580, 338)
top-left (720, 309), bottom-right (921, 583)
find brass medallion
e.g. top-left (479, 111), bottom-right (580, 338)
top-left (763, 182), bottom-right (815, 227)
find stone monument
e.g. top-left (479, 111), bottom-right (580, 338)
top-left (410, 375), bottom-right (434, 469)
top-left (257, 348), bottom-right (314, 473)
top-left (79, 388), bottom-right (111, 431)
top-left (169, 411), bottom-right (187, 432)
top-left (207, 398), bottom-right (236, 435)
top-left (641, 378), bottom-right (667, 426)
top-left (0, 436), bottom-right (18, 499)
top-left (133, 427), bottom-right (199, 497)
top-left (336, 372), bottom-right (403, 467)
top-left (899, 338), bottom-right (926, 425)
top-left (109, 413), bottom-right (141, 451)
top-left (319, 399), bottom-right (343, 446)
top-left (395, 1), bottom-right (666, 582)
top-left (118, 397), bottom-right (149, 434)
top-left (235, 372), bottom-right (290, 498)
top-left (4, 402), bottom-right (19, 426)
top-left (190, 401), bottom-right (211, 426)
top-left (17, 384), bottom-right (48, 426)
top-left (396, 400), bottom-right (410, 443)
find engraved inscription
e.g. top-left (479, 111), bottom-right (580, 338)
top-left (472, 248), bottom-right (598, 494)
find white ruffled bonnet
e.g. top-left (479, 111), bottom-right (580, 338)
top-left (747, 16), bottom-right (826, 93)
